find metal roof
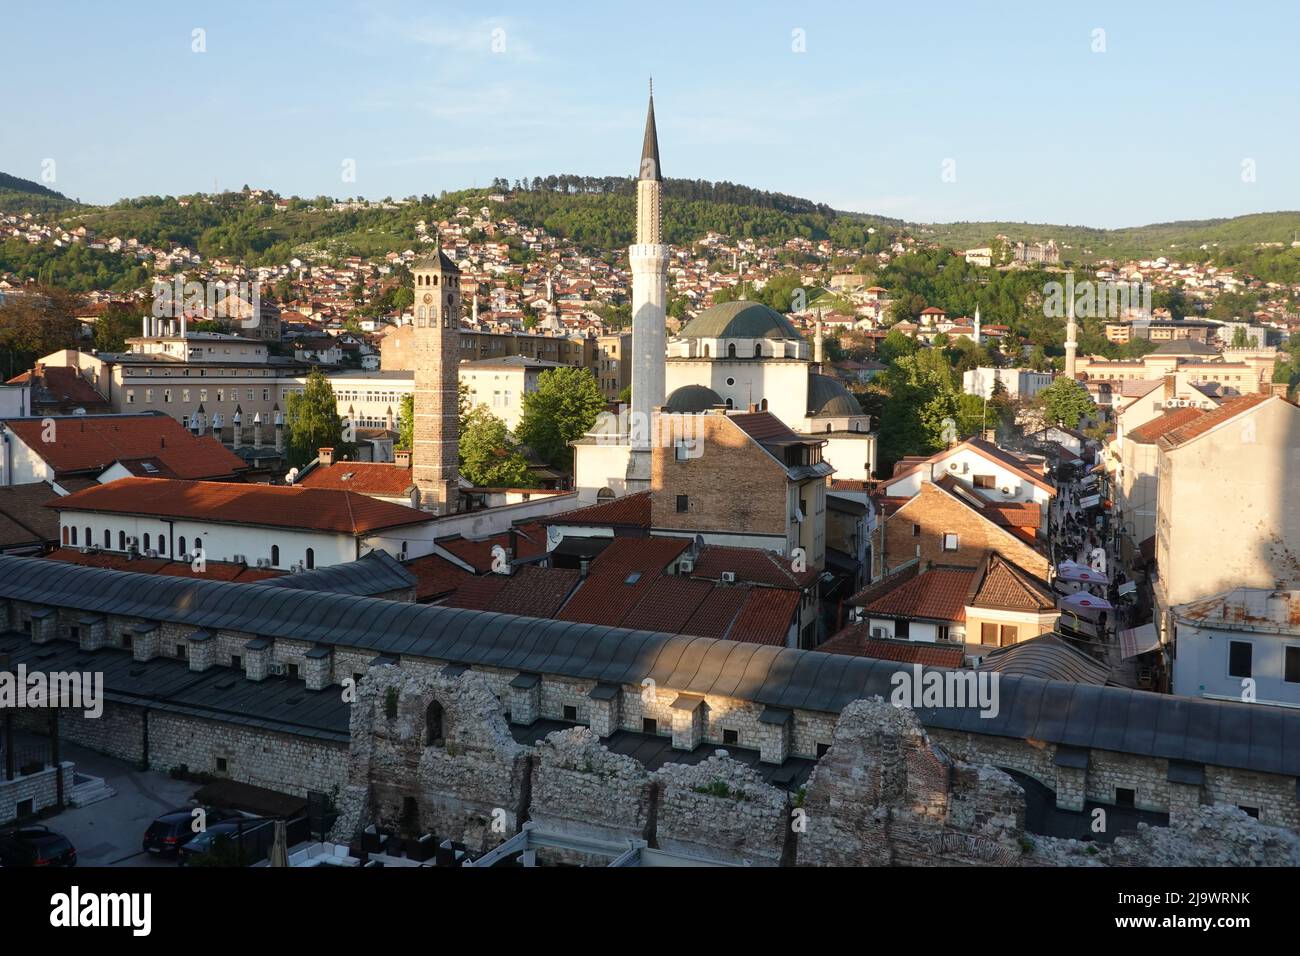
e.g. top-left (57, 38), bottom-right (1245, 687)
top-left (260, 549), bottom-right (417, 597)
top-left (2, 554), bottom-right (1299, 777)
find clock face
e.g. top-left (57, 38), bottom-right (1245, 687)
top-left (422, 293), bottom-right (433, 304)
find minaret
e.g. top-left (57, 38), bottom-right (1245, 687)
top-left (411, 249), bottom-right (461, 513)
top-left (1064, 294), bottom-right (1078, 379)
top-left (814, 309), bottom-right (825, 367)
top-left (973, 305), bottom-right (981, 345)
top-left (627, 81), bottom-right (668, 487)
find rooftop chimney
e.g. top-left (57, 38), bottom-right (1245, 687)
top-left (319, 447), bottom-right (335, 466)
top-left (395, 449), bottom-right (411, 468)
top-left (1163, 374), bottom-right (1176, 403)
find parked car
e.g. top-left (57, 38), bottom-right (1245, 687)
top-left (0, 824), bottom-right (77, 867)
top-left (143, 807), bottom-right (240, 857)
top-left (176, 818), bottom-right (275, 866)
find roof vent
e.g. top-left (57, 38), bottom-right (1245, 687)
top-left (624, 571), bottom-right (641, 586)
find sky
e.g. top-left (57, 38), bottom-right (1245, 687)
top-left (4, 0), bottom-right (1298, 228)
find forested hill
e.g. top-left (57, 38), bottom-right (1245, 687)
top-left (0, 172), bottom-right (79, 215)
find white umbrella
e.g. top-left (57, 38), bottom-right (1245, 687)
top-left (1057, 564), bottom-right (1107, 585)
top-left (1060, 591), bottom-right (1113, 613)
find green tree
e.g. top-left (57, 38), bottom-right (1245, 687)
top-left (1036, 376), bottom-right (1097, 429)
top-left (285, 367), bottom-right (350, 467)
top-left (515, 366), bottom-right (607, 470)
top-left (878, 329), bottom-right (917, 365)
top-left (94, 301), bottom-right (144, 353)
top-left (460, 407), bottom-right (534, 487)
top-left (876, 350), bottom-right (960, 473)
top-left (1230, 326), bottom-right (1251, 348)
top-left (395, 381), bottom-right (470, 452)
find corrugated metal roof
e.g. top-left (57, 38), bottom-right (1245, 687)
top-left (2, 554), bottom-right (1299, 776)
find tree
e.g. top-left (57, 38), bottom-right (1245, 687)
top-left (875, 350), bottom-right (960, 473)
top-left (1036, 376), bottom-right (1097, 429)
top-left (94, 301), bottom-right (144, 353)
top-left (1230, 326), bottom-right (1251, 348)
top-left (515, 366), bottom-right (607, 470)
top-left (460, 408), bottom-right (534, 487)
top-left (878, 329), bottom-right (917, 365)
top-left (285, 367), bottom-right (350, 467)
top-left (0, 286), bottom-right (79, 378)
top-left (396, 382), bottom-right (470, 452)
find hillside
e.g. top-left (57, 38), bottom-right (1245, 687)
top-left (0, 172), bottom-right (80, 216)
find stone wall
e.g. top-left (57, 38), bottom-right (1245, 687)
top-left (0, 762), bottom-right (75, 824)
top-left (653, 752), bottom-right (790, 865)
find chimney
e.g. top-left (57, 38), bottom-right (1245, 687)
top-left (395, 449), bottom-right (411, 468)
top-left (252, 412), bottom-right (263, 450)
top-left (273, 404), bottom-right (284, 453)
top-left (579, 558), bottom-right (591, 579)
top-left (748, 402), bottom-right (760, 413)
top-left (319, 447), bottom-right (334, 466)
top-left (1163, 374), bottom-right (1176, 403)
top-left (1268, 382), bottom-right (1290, 398)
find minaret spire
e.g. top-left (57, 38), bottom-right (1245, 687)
top-left (640, 81), bottom-right (662, 184)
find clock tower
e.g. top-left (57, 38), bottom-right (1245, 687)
top-left (411, 250), bottom-right (461, 513)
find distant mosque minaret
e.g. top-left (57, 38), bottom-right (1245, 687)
top-left (626, 79), bottom-right (669, 488)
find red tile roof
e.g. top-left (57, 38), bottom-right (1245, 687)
top-left (1126, 406), bottom-right (1206, 444)
top-left (3, 413), bottom-right (248, 480)
top-left (691, 544), bottom-right (819, 589)
top-left (42, 547), bottom-right (283, 582)
top-left (50, 477), bottom-right (433, 535)
top-left (403, 552), bottom-right (474, 601)
top-left (818, 624), bottom-right (966, 667)
top-left (618, 575), bottom-right (715, 633)
top-left (438, 521), bottom-right (549, 573)
top-left (678, 584), bottom-right (750, 639)
top-left (888, 437), bottom-right (1054, 495)
top-left (556, 537), bottom-right (690, 626)
top-left (729, 587), bottom-right (800, 645)
top-left (1158, 393), bottom-right (1277, 448)
top-left (861, 567), bottom-right (975, 623)
top-left (728, 411), bottom-right (805, 444)
top-left (544, 491), bottom-right (651, 528)
top-left (297, 462), bottom-right (415, 497)
top-left (8, 366), bottom-right (109, 409)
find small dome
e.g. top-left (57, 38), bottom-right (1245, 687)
top-left (678, 301), bottom-right (802, 341)
top-left (807, 373), bottom-right (863, 417)
top-left (665, 384), bottom-right (723, 413)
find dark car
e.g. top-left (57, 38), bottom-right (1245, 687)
top-left (176, 818), bottom-right (275, 866)
top-left (143, 807), bottom-right (239, 857)
top-left (0, 825), bottom-right (77, 867)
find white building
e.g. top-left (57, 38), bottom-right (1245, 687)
top-left (962, 367), bottom-right (1054, 401)
top-left (1171, 588), bottom-right (1300, 708)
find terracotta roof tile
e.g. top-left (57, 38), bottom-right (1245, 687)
top-left (50, 477), bottom-right (432, 535)
top-left (618, 575), bottom-right (715, 633)
top-left (728, 587), bottom-right (800, 645)
top-left (679, 584), bottom-right (749, 639)
top-left (298, 462), bottom-right (415, 497)
top-left (42, 547), bottom-right (283, 582)
top-left (403, 553), bottom-right (474, 601)
top-left (438, 522), bottom-right (549, 573)
top-left (3, 413), bottom-right (248, 480)
top-left (1126, 406), bottom-right (1206, 443)
top-left (691, 544), bottom-right (818, 589)
top-left (861, 567), bottom-right (975, 623)
top-left (1158, 393), bottom-right (1276, 448)
top-left (818, 624), bottom-right (966, 667)
top-left (971, 553), bottom-right (1055, 612)
top-left (544, 491), bottom-right (651, 528)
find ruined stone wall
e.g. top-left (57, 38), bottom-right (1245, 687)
top-left (653, 753), bottom-right (790, 865)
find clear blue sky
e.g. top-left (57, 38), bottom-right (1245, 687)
top-left (5, 0), bottom-right (1297, 227)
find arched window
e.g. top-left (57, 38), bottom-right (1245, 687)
top-left (597, 487), bottom-right (615, 501)
top-left (725, 398), bottom-right (734, 409)
top-left (703, 344), bottom-right (710, 357)
top-left (432, 274), bottom-right (439, 286)
top-left (755, 343), bottom-right (763, 357)
top-left (85, 527), bottom-right (92, 547)
top-left (760, 399), bottom-right (768, 411)
top-left (63, 526), bottom-right (70, 546)
top-left (305, 548), bottom-right (315, 570)
top-left (271, 545), bottom-right (279, 566)
top-left (727, 343), bottom-right (736, 358)
top-left (826, 423), bottom-right (832, 433)
top-left (120, 531), bottom-right (127, 550)
top-left (104, 529), bottom-right (111, 548)
top-left (178, 536), bottom-right (186, 556)
top-left (426, 700), bottom-right (445, 747)
top-left (157, 536), bottom-right (165, 555)
top-left (143, 533), bottom-right (150, 552)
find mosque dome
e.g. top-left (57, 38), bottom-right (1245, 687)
top-left (678, 301), bottom-right (802, 341)
top-left (664, 384), bottom-right (724, 413)
top-left (807, 373), bottom-right (863, 417)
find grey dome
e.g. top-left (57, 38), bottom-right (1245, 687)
top-left (665, 384), bottom-right (723, 413)
top-left (807, 373), bottom-right (863, 417)
top-left (679, 301), bottom-right (802, 341)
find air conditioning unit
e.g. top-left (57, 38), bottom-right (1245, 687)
top-left (948, 462), bottom-right (959, 471)
top-left (720, 571), bottom-right (737, 584)
top-left (678, 557), bottom-right (695, 574)
top-left (145, 549), bottom-right (158, 558)
top-left (127, 536), bottom-right (139, 549)
top-left (268, 662), bottom-right (288, 677)
top-left (255, 558), bottom-right (270, 569)
top-left (1001, 487), bottom-right (1012, 495)
top-left (232, 554), bottom-right (246, 565)
top-left (397, 551), bottom-right (407, 562)
top-left (870, 627), bottom-right (888, 639)
top-left (290, 562), bottom-right (305, 574)
top-left (962, 462), bottom-right (969, 474)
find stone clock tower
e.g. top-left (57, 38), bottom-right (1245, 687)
top-left (411, 250), bottom-right (461, 513)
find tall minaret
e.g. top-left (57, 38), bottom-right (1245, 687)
top-left (627, 80), bottom-right (668, 487)
top-left (411, 249), bottom-right (461, 513)
top-left (1064, 290), bottom-right (1078, 379)
top-left (973, 305), bottom-right (981, 345)
top-left (814, 309), bottom-right (825, 368)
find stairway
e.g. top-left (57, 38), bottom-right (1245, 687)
top-left (68, 772), bottom-right (116, 808)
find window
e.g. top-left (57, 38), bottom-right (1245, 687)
top-left (143, 533), bottom-right (150, 552)
top-left (231, 655), bottom-right (242, 671)
top-left (103, 529), bottom-right (111, 548)
top-left (937, 625), bottom-right (950, 642)
top-left (305, 548), bottom-right (314, 570)
top-left (816, 742), bottom-right (831, 758)
top-left (426, 700), bottom-right (445, 746)
top-left (562, 705), bottom-right (577, 721)
top-left (1229, 641), bottom-right (1252, 678)
top-left (895, 619), bottom-right (911, 639)
top-left (85, 526), bottom-right (91, 546)
top-left (981, 622), bottom-right (997, 645)
top-left (1239, 805), bottom-right (1260, 819)
top-left (177, 536), bottom-right (186, 556)
top-left (727, 344), bottom-right (736, 358)
top-left (942, 533), bottom-right (959, 551)
top-left (216, 757), bottom-right (228, 773)
top-left (723, 729), bottom-right (739, 745)
top-left (974, 474), bottom-right (995, 489)
top-left (126, 389), bottom-right (135, 404)
top-left (1286, 647), bottom-right (1300, 684)
top-left (642, 718), bottom-right (658, 735)
top-left (176, 644), bottom-right (187, 659)
top-left (70, 526), bottom-right (77, 546)
top-left (289, 663), bottom-right (300, 681)
top-left (676, 495), bottom-right (688, 513)
top-left (1115, 787), bottom-right (1135, 808)
top-left (271, 545), bottom-right (279, 565)
top-left (120, 531), bottom-right (127, 550)
top-left (1000, 625), bottom-right (1019, 647)
top-left (912, 523), bottom-right (921, 537)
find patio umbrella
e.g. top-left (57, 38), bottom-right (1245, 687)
top-left (1059, 591), bottom-right (1114, 614)
top-left (270, 819), bottom-right (289, 868)
top-left (1057, 563), bottom-right (1106, 585)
